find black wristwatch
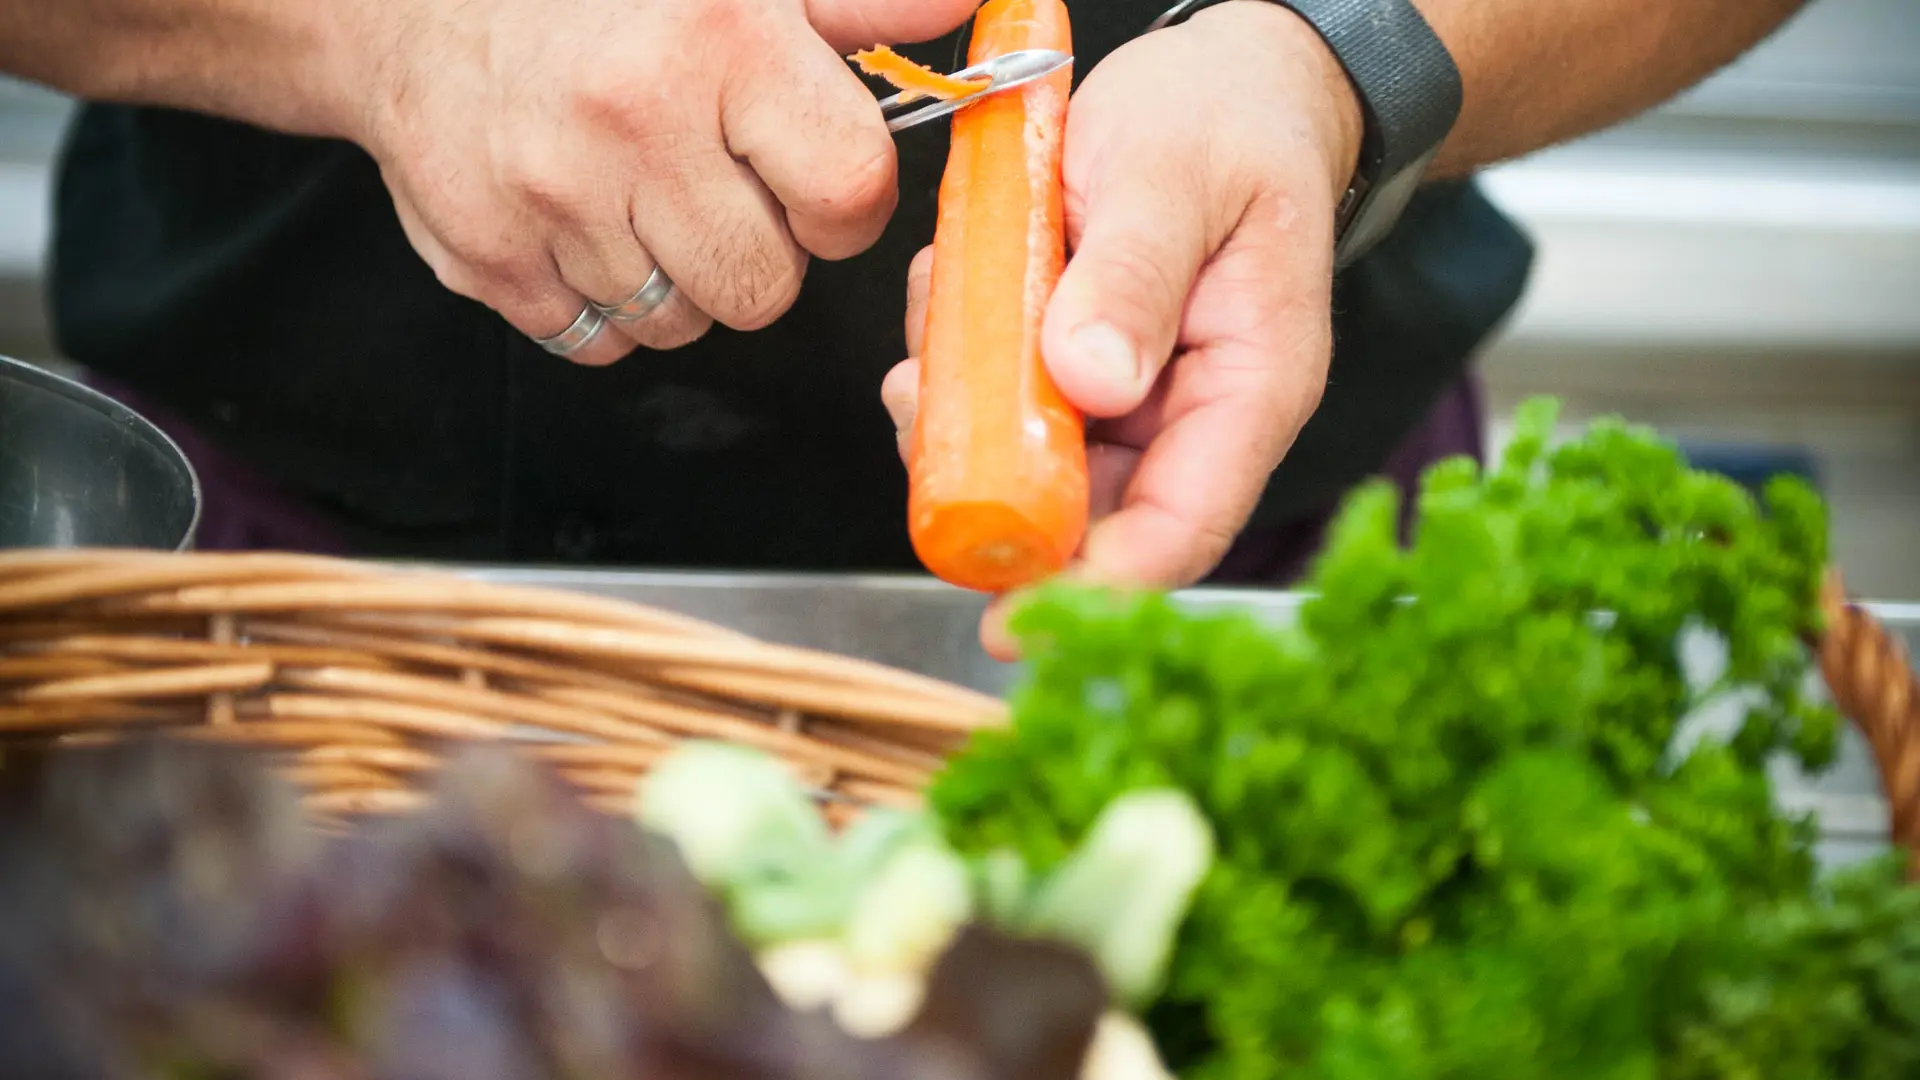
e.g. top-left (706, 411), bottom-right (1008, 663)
top-left (1149, 0), bottom-right (1462, 268)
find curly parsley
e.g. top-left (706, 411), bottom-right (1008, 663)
top-left (930, 398), bottom-right (1918, 1079)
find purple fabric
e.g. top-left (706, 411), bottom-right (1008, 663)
top-left (80, 374), bottom-right (353, 555)
top-left (82, 371), bottom-right (1481, 578)
top-left (1208, 377), bottom-right (1485, 587)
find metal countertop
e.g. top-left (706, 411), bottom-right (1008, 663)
top-left (463, 567), bottom-right (1916, 868)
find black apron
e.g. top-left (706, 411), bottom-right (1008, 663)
top-left (48, 7), bottom-right (1532, 571)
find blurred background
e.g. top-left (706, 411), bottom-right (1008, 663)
top-left (0, 0), bottom-right (1915, 595)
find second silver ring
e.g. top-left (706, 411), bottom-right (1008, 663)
top-left (595, 267), bottom-right (676, 323)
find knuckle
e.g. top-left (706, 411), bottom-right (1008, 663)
top-left (727, 262), bottom-right (806, 330)
top-left (706, 231), bottom-right (806, 330)
top-left (426, 258), bottom-right (479, 300)
top-left (798, 141), bottom-right (898, 229)
top-left (1297, 375), bottom-right (1327, 421)
top-left (1098, 240), bottom-right (1189, 316)
top-left (496, 145), bottom-right (579, 223)
top-left (1190, 520), bottom-right (1242, 574)
top-left (466, 259), bottom-right (555, 328)
top-left (1155, 498), bottom-right (1242, 578)
top-left (1062, 182), bottom-right (1090, 241)
top-left (573, 69), bottom-right (677, 142)
top-left (405, 234), bottom-right (481, 299)
top-left (425, 186), bottom-right (546, 282)
top-left (462, 235), bottom-right (538, 290)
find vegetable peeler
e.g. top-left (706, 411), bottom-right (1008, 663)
top-left (878, 49), bottom-right (1074, 134)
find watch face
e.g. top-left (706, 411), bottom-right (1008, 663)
top-left (1335, 179), bottom-right (1369, 236)
top-left (1334, 145), bottom-right (1442, 268)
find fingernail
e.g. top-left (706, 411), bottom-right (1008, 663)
top-left (1069, 322), bottom-right (1139, 392)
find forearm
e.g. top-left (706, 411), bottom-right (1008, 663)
top-left (0, 0), bottom-right (359, 138)
top-left (1420, 0), bottom-right (1807, 174)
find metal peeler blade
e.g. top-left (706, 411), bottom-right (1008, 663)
top-left (879, 49), bottom-right (1073, 134)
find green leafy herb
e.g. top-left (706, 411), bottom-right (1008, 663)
top-left (1667, 853), bottom-right (1920, 1079)
top-left (931, 398), bottom-right (1917, 1079)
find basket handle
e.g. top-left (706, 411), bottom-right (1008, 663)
top-left (1815, 571), bottom-right (1920, 880)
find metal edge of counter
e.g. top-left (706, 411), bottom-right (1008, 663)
top-left (456, 565), bottom-right (1913, 866)
top-left (460, 564), bottom-right (1920, 624)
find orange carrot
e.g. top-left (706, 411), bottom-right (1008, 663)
top-left (905, 0), bottom-right (1086, 594)
top-left (849, 45), bottom-right (988, 103)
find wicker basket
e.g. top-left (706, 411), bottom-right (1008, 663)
top-left (0, 550), bottom-right (1914, 875)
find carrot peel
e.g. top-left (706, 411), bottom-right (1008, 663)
top-left (850, 45), bottom-right (989, 104)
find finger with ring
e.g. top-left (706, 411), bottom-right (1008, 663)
top-left (534, 305), bottom-right (609, 357)
top-left (594, 266), bottom-right (676, 323)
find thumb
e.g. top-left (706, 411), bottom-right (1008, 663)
top-left (807, 0), bottom-right (980, 54)
top-left (1042, 165), bottom-right (1211, 419)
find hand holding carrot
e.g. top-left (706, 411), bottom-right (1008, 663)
top-left (885, 0), bottom-right (1365, 655)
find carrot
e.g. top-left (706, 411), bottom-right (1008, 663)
top-left (905, 0), bottom-right (1086, 595)
top-left (849, 45), bottom-right (988, 103)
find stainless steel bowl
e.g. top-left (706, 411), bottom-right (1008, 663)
top-left (0, 355), bottom-right (200, 550)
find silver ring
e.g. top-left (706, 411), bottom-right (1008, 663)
top-left (534, 306), bottom-right (607, 357)
top-left (594, 267), bottom-right (675, 323)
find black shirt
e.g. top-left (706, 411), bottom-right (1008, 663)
top-left (48, 11), bottom-right (1531, 570)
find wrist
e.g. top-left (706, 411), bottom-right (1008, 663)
top-left (1191, 0), bottom-right (1365, 206)
top-left (302, 0), bottom-right (397, 145)
top-left (84, 3), bottom-right (369, 142)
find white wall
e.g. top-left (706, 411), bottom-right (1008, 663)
top-left (1476, 0), bottom-right (1920, 599)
